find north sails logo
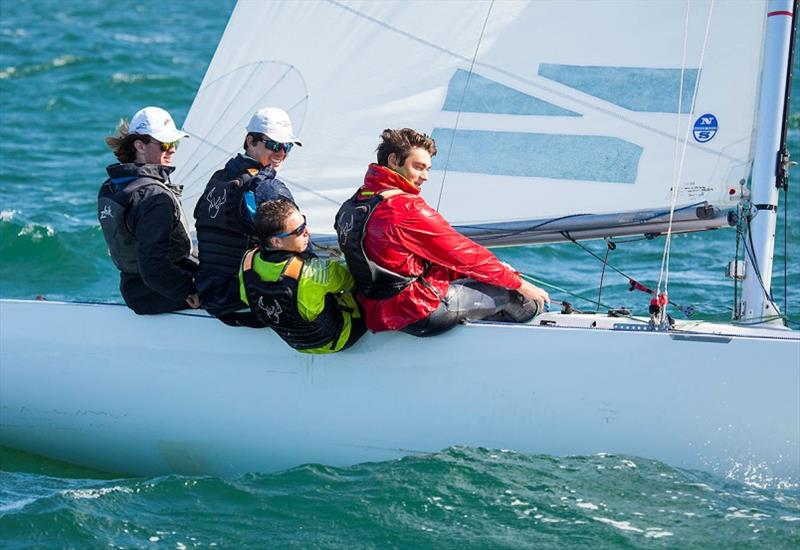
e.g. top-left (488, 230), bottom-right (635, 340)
top-left (206, 187), bottom-right (227, 218)
top-left (257, 297), bottom-right (282, 324)
top-left (100, 205), bottom-right (113, 220)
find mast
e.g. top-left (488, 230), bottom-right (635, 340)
top-left (740, 0), bottom-right (796, 324)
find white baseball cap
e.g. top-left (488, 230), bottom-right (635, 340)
top-left (129, 106), bottom-right (189, 143)
top-left (246, 107), bottom-right (302, 145)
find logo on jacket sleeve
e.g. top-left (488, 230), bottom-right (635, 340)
top-left (100, 205), bottom-right (113, 220)
top-left (337, 214), bottom-right (354, 245)
top-left (206, 187), bottom-right (227, 219)
top-left (258, 297), bottom-right (282, 324)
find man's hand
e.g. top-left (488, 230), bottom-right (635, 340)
top-left (517, 280), bottom-right (549, 312)
top-left (185, 293), bottom-right (201, 309)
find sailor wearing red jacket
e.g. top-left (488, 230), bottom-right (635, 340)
top-left (335, 128), bottom-right (549, 336)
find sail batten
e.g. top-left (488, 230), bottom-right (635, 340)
top-left (175, 0), bottom-right (767, 245)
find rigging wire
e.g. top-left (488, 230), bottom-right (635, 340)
top-left (561, 232), bottom-right (696, 317)
top-left (657, 0), bottom-right (715, 309)
top-left (596, 239), bottom-right (614, 313)
top-left (659, 0), bottom-right (693, 298)
top-left (518, 272), bottom-right (643, 322)
top-left (732, 203), bottom-right (744, 320)
top-left (742, 210), bottom-right (787, 322)
top-left (434, 0), bottom-right (494, 212)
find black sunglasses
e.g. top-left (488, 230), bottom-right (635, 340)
top-left (272, 215), bottom-right (307, 238)
top-left (256, 136), bottom-right (293, 153)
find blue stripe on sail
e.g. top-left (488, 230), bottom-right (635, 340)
top-left (538, 64), bottom-right (699, 113)
top-left (431, 128), bottom-right (641, 183)
top-left (443, 69), bottom-right (580, 116)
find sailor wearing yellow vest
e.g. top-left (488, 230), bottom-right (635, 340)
top-left (239, 199), bottom-right (366, 353)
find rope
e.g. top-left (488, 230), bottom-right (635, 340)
top-left (521, 271), bottom-right (799, 331)
top-left (596, 239), bottom-right (613, 313)
top-left (435, 0), bottom-right (494, 212)
top-left (742, 211), bottom-right (787, 323)
top-left (562, 232), bottom-right (696, 317)
top-left (732, 204), bottom-right (743, 319)
top-left (656, 0), bottom-right (715, 310)
top-left (519, 273), bottom-right (634, 318)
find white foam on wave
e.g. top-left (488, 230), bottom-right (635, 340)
top-left (1, 209), bottom-right (18, 221)
top-left (644, 528), bottom-right (674, 539)
top-left (62, 486), bottom-right (133, 500)
top-left (780, 515), bottom-right (800, 522)
top-left (113, 33), bottom-right (173, 45)
top-left (1, 28), bottom-right (27, 37)
top-left (723, 509), bottom-right (771, 520)
top-left (52, 54), bottom-right (77, 67)
top-left (592, 516), bottom-right (643, 532)
top-left (111, 72), bottom-right (170, 84)
top-left (575, 501), bottom-right (599, 510)
top-left (18, 224), bottom-right (55, 240)
top-left (0, 66), bottom-right (16, 79)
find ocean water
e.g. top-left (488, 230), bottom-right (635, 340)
top-left (0, 1), bottom-right (798, 548)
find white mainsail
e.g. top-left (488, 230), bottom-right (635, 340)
top-left (174, 0), bottom-right (767, 243)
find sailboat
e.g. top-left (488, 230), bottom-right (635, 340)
top-left (1, 0), bottom-right (798, 484)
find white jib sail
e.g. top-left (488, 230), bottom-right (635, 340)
top-left (173, 0), bottom-right (767, 240)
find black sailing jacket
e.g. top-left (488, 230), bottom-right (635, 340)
top-left (98, 163), bottom-right (197, 314)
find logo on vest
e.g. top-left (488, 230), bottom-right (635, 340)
top-left (206, 187), bottom-right (227, 219)
top-left (100, 205), bottom-right (113, 220)
top-left (337, 214), bottom-right (354, 245)
top-left (258, 297), bottom-right (282, 324)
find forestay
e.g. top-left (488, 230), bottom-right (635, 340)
top-left (174, 0), bottom-right (767, 244)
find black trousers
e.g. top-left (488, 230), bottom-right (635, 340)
top-left (401, 279), bottom-right (539, 337)
top-left (340, 316), bottom-right (367, 350)
top-left (217, 310), bottom-right (265, 328)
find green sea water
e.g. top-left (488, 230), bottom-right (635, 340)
top-left (0, 0), bottom-right (798, 547)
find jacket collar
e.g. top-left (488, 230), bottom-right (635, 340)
top-left (105, 163), bottom-right (180, 192)
top-left (106, 162), bottom-right (175, 181)
top-left (225, 153), bottom-right (266, 177)
top-left (361, 163), bottom-right (421, 195)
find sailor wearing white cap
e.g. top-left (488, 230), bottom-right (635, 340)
top-left (98, 106), bottom-right (199, 315)
top-left (194, 106), bottom-right (302, 327)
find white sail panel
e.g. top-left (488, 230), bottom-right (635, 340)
top-left (174, 0), bottom-right (767, 238)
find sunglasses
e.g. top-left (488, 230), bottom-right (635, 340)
top-left (143, 137), bottom-right (179, 152)
top-left (273, 215), bottom-right (307, 238)
top-left (257, 137), bottom-right (294, 153)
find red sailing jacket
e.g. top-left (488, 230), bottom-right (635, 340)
top-left (357, 164), bottom-right (523, 332)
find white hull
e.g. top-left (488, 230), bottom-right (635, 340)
top-left (1, 299), bottom-right (798, 484)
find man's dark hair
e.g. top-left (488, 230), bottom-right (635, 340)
top-left (255, 199), bottom-right (298, 246)
top-left (243, 132), bottom-right (265, 152)
top-left (375, 128), bottom-right (437, 167)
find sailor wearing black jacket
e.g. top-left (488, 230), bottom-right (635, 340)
top-left (194, 107), bottom-right (301, 327)
top-left (98, 106), bottom-right (199, 315)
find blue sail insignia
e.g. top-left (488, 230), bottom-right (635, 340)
top-left (443, 69), bottom-right (580, 116)
top-left (539, 64), bottom-right (699, 113)
top-left (431, 128), bottom-right (642, 183)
